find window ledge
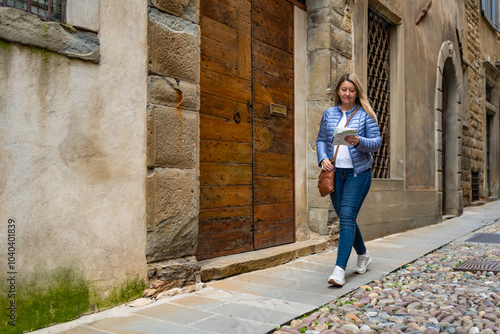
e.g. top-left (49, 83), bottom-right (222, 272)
top-left (0, 7), bottom-right (99, 63)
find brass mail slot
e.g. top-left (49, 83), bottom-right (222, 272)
top-left (270, 103), bottom-right (287, 117)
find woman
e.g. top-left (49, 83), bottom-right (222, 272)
top-left (316, 73), bottom-right (382, 286)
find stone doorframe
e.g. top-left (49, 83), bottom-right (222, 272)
top-left (483, 61), bottom-right (500, 201)
top-left (435, 41), bottom-right (464, 216)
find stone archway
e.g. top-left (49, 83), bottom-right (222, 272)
top-left (435, 41), bottom-right (463, 217)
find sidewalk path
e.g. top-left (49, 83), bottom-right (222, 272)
top-left (31, 201), bottom-right (500, 334)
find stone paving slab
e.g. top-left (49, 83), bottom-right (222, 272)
top-left (87, 315), bottom-right (211, 334)
top-left (231, 272), bottom-right (342, 297)
top-left (60, 327), bottom-right (108, 334)
top-left (282, 259), bottom-right (334, 273)
top-left (31, 201), bottom-right (500, 334)
top-left (206, 303), bottom-right (294, 325)
top-left (210, 279), bottom-right (334, 306)
top-left (254, 266), bottom-right (333, 285)
top-left (134, 303), bottom-right (213, 325)
top-left (168, 295), bottom-right (226, 311)
top-left (189, 314), bottom-right (276, 334)
top-left (188, 286), bottom-right (319, 317)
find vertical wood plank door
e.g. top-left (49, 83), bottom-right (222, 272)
top-left (252, 0), bottom-right (295, 250)
top-left (198, 0), bottom-right (295, 260)
top-left (198, 0), bottom-right (254, 260)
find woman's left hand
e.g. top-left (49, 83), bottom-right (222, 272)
top-left (345, 135), bottom-right (359, 146)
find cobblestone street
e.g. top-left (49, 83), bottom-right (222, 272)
top-left (274, 222), bottom-right (500, 334)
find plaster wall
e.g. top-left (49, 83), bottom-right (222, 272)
top-left (479, 12), bottom-right (500, 202)
top-left (338, 0), bottom-right (452, 239)
top-left (0, 0), bottom-right (148, 318)
top-left (403, 0), bottom-right (463, 190)
top-left (480, 17), bottom-right (500, 61)
top-left (306, 0), bottom-right (440, 241)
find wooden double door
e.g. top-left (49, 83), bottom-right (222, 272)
top-left (197, 0), bottom-right (295, 260)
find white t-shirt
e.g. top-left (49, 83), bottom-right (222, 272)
top-left (334, 109), bottom-right (354, 168)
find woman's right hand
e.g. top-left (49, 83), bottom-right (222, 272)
top-left (321, 159), bottom-right (334, 171)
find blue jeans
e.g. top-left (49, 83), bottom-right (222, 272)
top-left (330, 168), bottom-right (372, 270)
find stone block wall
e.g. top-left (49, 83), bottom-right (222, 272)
top-left (462, 0), bottom-right (485, 205)
top-left (306, 0), bottom-right (353, 241)
top-left (146, 0), bottom-right (202, 291)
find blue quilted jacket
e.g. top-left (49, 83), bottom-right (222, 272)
top-left (316, 104), bottom-right (382, 175)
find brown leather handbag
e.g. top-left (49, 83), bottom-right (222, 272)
top-left (318, 105), bottom-right (360, 197)
top-left (318, 159), bottom-right (337, 197)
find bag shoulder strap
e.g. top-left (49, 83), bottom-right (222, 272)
top-left (332, 104), bottom-right (361, 163)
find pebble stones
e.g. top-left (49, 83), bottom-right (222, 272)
top-left (275, 223), bottom-right (500, 334)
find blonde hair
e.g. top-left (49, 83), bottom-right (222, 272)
top-left (334, 73), bottom-right (378, 123)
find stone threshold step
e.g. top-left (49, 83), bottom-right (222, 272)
top-left (199, 238), bottom-right (330, 282)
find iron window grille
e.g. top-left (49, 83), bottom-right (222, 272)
top-left (1, 0), bottom-right (65, 22)
top-left (471, 171), bottom-right (480, 202)
top-left (368, 10), bottom-right (391, 179)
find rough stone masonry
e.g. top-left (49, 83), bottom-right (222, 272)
top-left (146, 0), bottom-right (202, 292)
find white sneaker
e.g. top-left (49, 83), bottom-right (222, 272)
top-left (354, 251), bottom-right (372, 274)
top-left (328, 266), bottom-right (345, 286)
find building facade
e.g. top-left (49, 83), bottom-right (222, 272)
top-left (1, 0), bottom-right (499, 331)
top-left (0, 1), bottom-right (149, 331)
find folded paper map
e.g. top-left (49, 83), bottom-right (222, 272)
top-left (332, 127), bottom-right (358, 146)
